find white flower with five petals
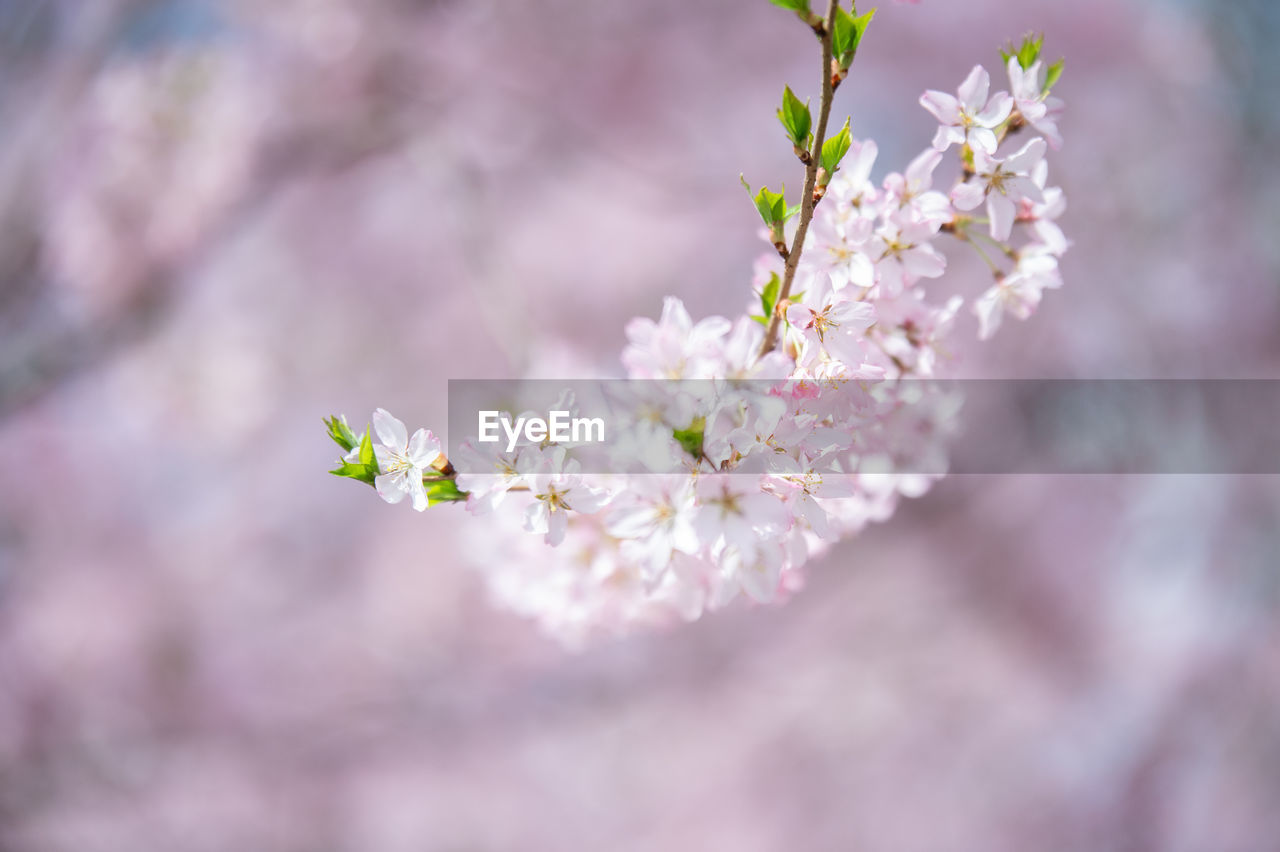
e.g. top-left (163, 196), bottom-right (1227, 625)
top-left (371, 408), bottom-right (442, 512)
top-left (950, 137), bottom-right (1047, 241)
top-left (920, 65), bottom-right (1013, 154)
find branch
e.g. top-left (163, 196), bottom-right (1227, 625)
top-left (758, 0), bottom-right (839, 358)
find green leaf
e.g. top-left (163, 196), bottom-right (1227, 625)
top-left (425, 478), bottom-right (468, 506)
top-left (750, 314), bottom-right (769, 326)
top-left (831, 7), bottom-right (856, 59)
top-left (1019, 33), bottom-right (1043, 69)
top-left (768, 0), bottom-right (809, 10)
top-left (850, 8), bottom-right (876, 53)
top-left (772, 194), bottom-right (790, 222)
top-left (819, 118), bottom-right (853, 176)
top-left (358, 427), bottom-right (376, 468)
top-left (324, 414), bottom-right (358, 452)
top-left (751, 185), bottom-right (786, 226)
top-left (672, 417), bottom-right (706, 459)
top-left (777, 86), bottom-right (812, 148)
top-left (759, 272), bottom-right (781, 319)
top-left (1003, 32), bottom-right (1043, 70)
top-left (1042, 57), bottom-right (1064, 94)
top-left (833, 6), bottom-right (875, 67)
top-left (329, 460), bottom-right (377, 485)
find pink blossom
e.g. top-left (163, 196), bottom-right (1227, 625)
top-left (920, 65), bottom-right (1013, 154)
top-left (371, 409), bottom-right (441, 512)
top-left (1007, 56), bottom-right (1065, 149)
top-left (623, 297), bottom-right (732, 379)
top-left (950, 137), bottom-right (1047, 241)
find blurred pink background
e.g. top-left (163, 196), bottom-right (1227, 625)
top-left (1, 0), bottom-right (1278, 849)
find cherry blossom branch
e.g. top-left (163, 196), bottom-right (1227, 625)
top-left (758, 0), bottom-right (840, 358)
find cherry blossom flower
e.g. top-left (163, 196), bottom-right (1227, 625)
top-left (1017, 160), bottom-right (1069, 256)
top-left (974, 247), bottom-right (1062, 339)
top-left (694, 474), bottom-right (791, 601)
top-left (868, 215), bottom-right (948, 294)
top-left (786, 293), bottom-right (877, 368)
top-left (1007, 56), bottom-right (1065, 149)
top-left (920, 65), bottom-right (1013, 154)
top-left (950, 137), bottom-right (1047, 241)
top-left (522, 449), bottom-right (612, 546)
top-left (606, 476), bottom-right (700, 578)
top-left (623, 296), bottom-right (732, 379)
top-left (881, 148), bottom-right (952, 228)
top-left (808, 209), bottom-right (877, 292)
top-left (371, 408), bottom-right (441, 512)
top-left (453, 434), bottom-right (526, 515)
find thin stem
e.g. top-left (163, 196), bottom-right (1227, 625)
top-left (758, 0), bottom-right (839, 358)
top-left (943, 219), bottom-right (1002, 273)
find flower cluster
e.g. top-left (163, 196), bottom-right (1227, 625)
top-left (327, 25), bottom-right (1068, 647)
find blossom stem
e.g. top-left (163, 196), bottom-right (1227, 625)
top-left (944, 219), bottom-right (1003, 273)
top-left (758, 0), bottom-right (840, 359)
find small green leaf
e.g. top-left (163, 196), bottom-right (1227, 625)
top-left (329, 460), bottom-right (377, 485)
top-left (1042, 57), bottom-right (1064, 94)
top-left (771, 194), bottom-right (789, 222)
top-left (1003, 32), bottom-right (1043, 70)
top-left (819, 118), bottom-right (853, 176)
top-left (831, 7), bottom-right (855, 59)
top-left (750, 185), bottom-right (785, 226)
top-left (768, 0), bottom-right (809, 10)
top-left (850, 8), bottom-right (876, 52)
top-left (833, 6), bottom-right (875, 67)
top-left (672, 416), bottom-right (706, 459)
top-left (324, 414), bottom-right (358, 452)
top-left (1019, 33), bottom-right (1043, 69)
top-left (750, 314), bottom-right (769, 326)
top-left (358, 427), bottom-right (376, 469)
top-left (760, 272), bottom-right (781, 319)
top-left (777, 86), bottom-right (812, 148)
top-left (425, 478), bottom-right (468, 505)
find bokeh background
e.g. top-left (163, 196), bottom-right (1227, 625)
top-left (2, 0), bottom-right (1279, 849)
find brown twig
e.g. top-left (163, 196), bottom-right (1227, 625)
top-left (759, 0), bottom-right (840, 358)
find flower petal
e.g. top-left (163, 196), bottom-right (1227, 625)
top-left (372, 408), bottom-right (408, 452)
top-left (950, 180), bottom-right (986, 211)
top-left (987, 193), bottom-right (1016, 241)
top-left (975, 92), bottom-right (1013, 127)
top-left (957, 65), bottom-right (990, 113)
top-left (919, 90), bottom-right (960, 125)
top-left (407, 429), bottom-right (442, 468)
top-left (374, 471), bottom-right (407, 504)
top-left (1004, 137), bottom-right (1047, 174)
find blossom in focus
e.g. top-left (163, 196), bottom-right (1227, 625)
top-left (920, 65), bottom-right (1013, 154)
top-left (950, 137), bottom-right (1047, 241)
top-left (371, 408), bottom-right (442, 512)
top-left (786, 293), bottom-right (877, 368)
top-left (868, 215), bottom-right (948, 294)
